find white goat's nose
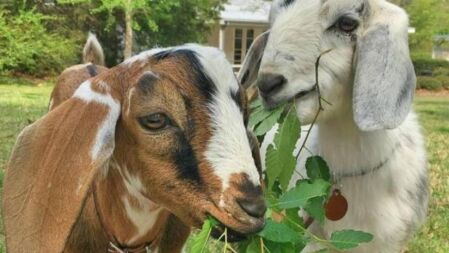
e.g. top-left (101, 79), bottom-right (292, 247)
top-left (257, 73), bottom-right (286, 96)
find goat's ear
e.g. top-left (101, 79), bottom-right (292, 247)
top-left (353, 3), bottom-right (416, 131)
top-left (238, 31), bottom-right (270, 89)
top-left (3, 80), bottom-right (120, 253)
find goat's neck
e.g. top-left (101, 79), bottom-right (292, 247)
top-left (316, 109), bottom-right (398, 176)
top-left (94, 161), bottom-right (169, 249)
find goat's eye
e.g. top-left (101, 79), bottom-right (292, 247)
top-left (138, 113), bottom-right (170, 131)
top-left (336, 17), bottom-right (359, 33)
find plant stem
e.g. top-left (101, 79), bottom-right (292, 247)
top-left (296, 49), bottom-right (332, 160)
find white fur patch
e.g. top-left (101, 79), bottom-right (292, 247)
top-left (73, 81), bottom-right (121, 160)
top-left (120, 171), bottom-right (162, 244)
top-left (190, 46), bottom-right (261, 190)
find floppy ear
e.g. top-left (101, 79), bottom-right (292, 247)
top-left (3, 80), bottom-right (121, 253)
top-left (238, 31), bottom-right (270, 89)
top-left (353, 3), bottom-right (416, 131)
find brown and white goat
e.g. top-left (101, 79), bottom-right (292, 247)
top-left (3, 45), bottom-right (266, 253)
top-left (49, 33), bottom-right (108, 110)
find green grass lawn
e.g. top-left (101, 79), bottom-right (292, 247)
top-left (0, 80), bottom-right (447, 252)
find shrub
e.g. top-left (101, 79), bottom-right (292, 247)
top-left (412, 57), bottom-right (449, 76)
top-left (416, 76), bottom-right (443, 91)
top-left (435, 76), bottom-right (449, 89)
top-left (434, 67), bottom-right (449, 77)
top-left (0, 10), bottom-right (80, 77)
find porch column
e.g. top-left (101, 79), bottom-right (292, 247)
top-left (219, 25), bottom-right (226, 50)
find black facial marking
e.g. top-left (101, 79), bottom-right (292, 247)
top-left (237, 177), bottom-right (263, 199)
top-left (153, 49), bottom-right (217, 101)
top-left (173, 131), bottom-right (202, 183)
top-left (86, 64), bottom-right (97, 77)
top-left (137, 72), bottom-right (158, 95)
top-left (282, 0), bottom-right (295, 7)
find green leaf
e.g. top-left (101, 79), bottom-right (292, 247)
top-left (329, 230), bottom-right (374, 250)
top-left (304, 196), bottom-right (326, 225)
top-left (249, 106), bottom-right (273, 129)
top-left (276, 179), bottom-right (331, 209)
top-left (305, 156), bottom-right (331, 181)
top-left (253, 105), bottom-right (285, 136)
top-left (245, 237), bottom-right (261, 253)
top-left (284, 208), bottom-right (304, 232)
top-left (258, 219), bottom-right (302, 243)
top-left (190, 217), bottom-right (219, 253)
top-left (264, 240), bottom-right (298, 253)
top-left (265, 144), bottom-right (281, 190)
top-left (276, 108), bottom-right (301, 190)
top-left (264, 107), bottom-right (301, 190)
top-left (250, 99), bottom-right (263, 109)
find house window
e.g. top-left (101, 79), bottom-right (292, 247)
top-left (234, 29), bottom-right (243, 64)
top-left (246, 29), bottom-right (254, 51)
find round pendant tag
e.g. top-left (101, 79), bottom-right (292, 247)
top-left (325, 189), bottom-right (348, 221)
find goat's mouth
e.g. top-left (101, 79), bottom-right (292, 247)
top-left (294, 85), bottom-right (317, 101)
top-left (204, 206), bottom-right (265, 240)
top-left (262, 85), bottom-right (317, 109)
top-left (210, 223), bottom-right (247, 242)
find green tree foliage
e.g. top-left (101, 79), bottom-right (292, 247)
top-left (0, 10), bottom-right (79, 76)
top-left (58, 0), bottom-right (222, 63)
top-left (0, 0), bottom-right (222, 73)
top-left (401, 0), bottom-right (449, 54)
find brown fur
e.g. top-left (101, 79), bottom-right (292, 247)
top-left (49, 64), bottom-right (108, 110)
top-left (50, 34), bottom-right (108, 110)
top-left (4, 51), bottom-right (264, 253)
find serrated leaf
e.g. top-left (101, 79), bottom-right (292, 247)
top-left (253, 105), bottom-right (285, 136)
top-left (276, 107), bottom-right (301, 156)
top-left (250, 99), bottom-right (263, 109)
top-left (258, 219), bottom-right (302, 243)
top-left (190, 217), bottom-right (219, 253)
top-left (276, 108), bottom-right (301, 190)
top-left (264, 240), bottom-right (298, 253)
top-left (330, 230), bottom-right (374, 250)
top-left (265, 144), bottom-right (281, 190)
top-left (277, 152), bottom-right (298, 191)
top-left (245, 237), bottom-right (261, 253)
top-left (304, 196), bottom-right (326, 225)
top-left (249, 106), bottom-right (273, 129)
top-left (285, 208), bottom-right (304, 231)
top-left (275, 179), bottom-right (331, 209)
top-left (306, 156), bottom-right (331, 181)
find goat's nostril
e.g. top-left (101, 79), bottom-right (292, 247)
top-left (237, 198), bottom-right (267, 218)
top-left (257, 74), bottom-right (286, 95)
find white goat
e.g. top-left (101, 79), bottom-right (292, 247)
top-left (239, 0), bottom-right (428, 252)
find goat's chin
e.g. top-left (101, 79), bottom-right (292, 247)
top-left (294, 93), bottom-right (320, 124)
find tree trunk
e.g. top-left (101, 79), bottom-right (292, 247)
top-left (124, 0), bottom-right (133, 59)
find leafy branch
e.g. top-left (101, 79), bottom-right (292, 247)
top-left (187, 50), bottom-right (373, 252)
